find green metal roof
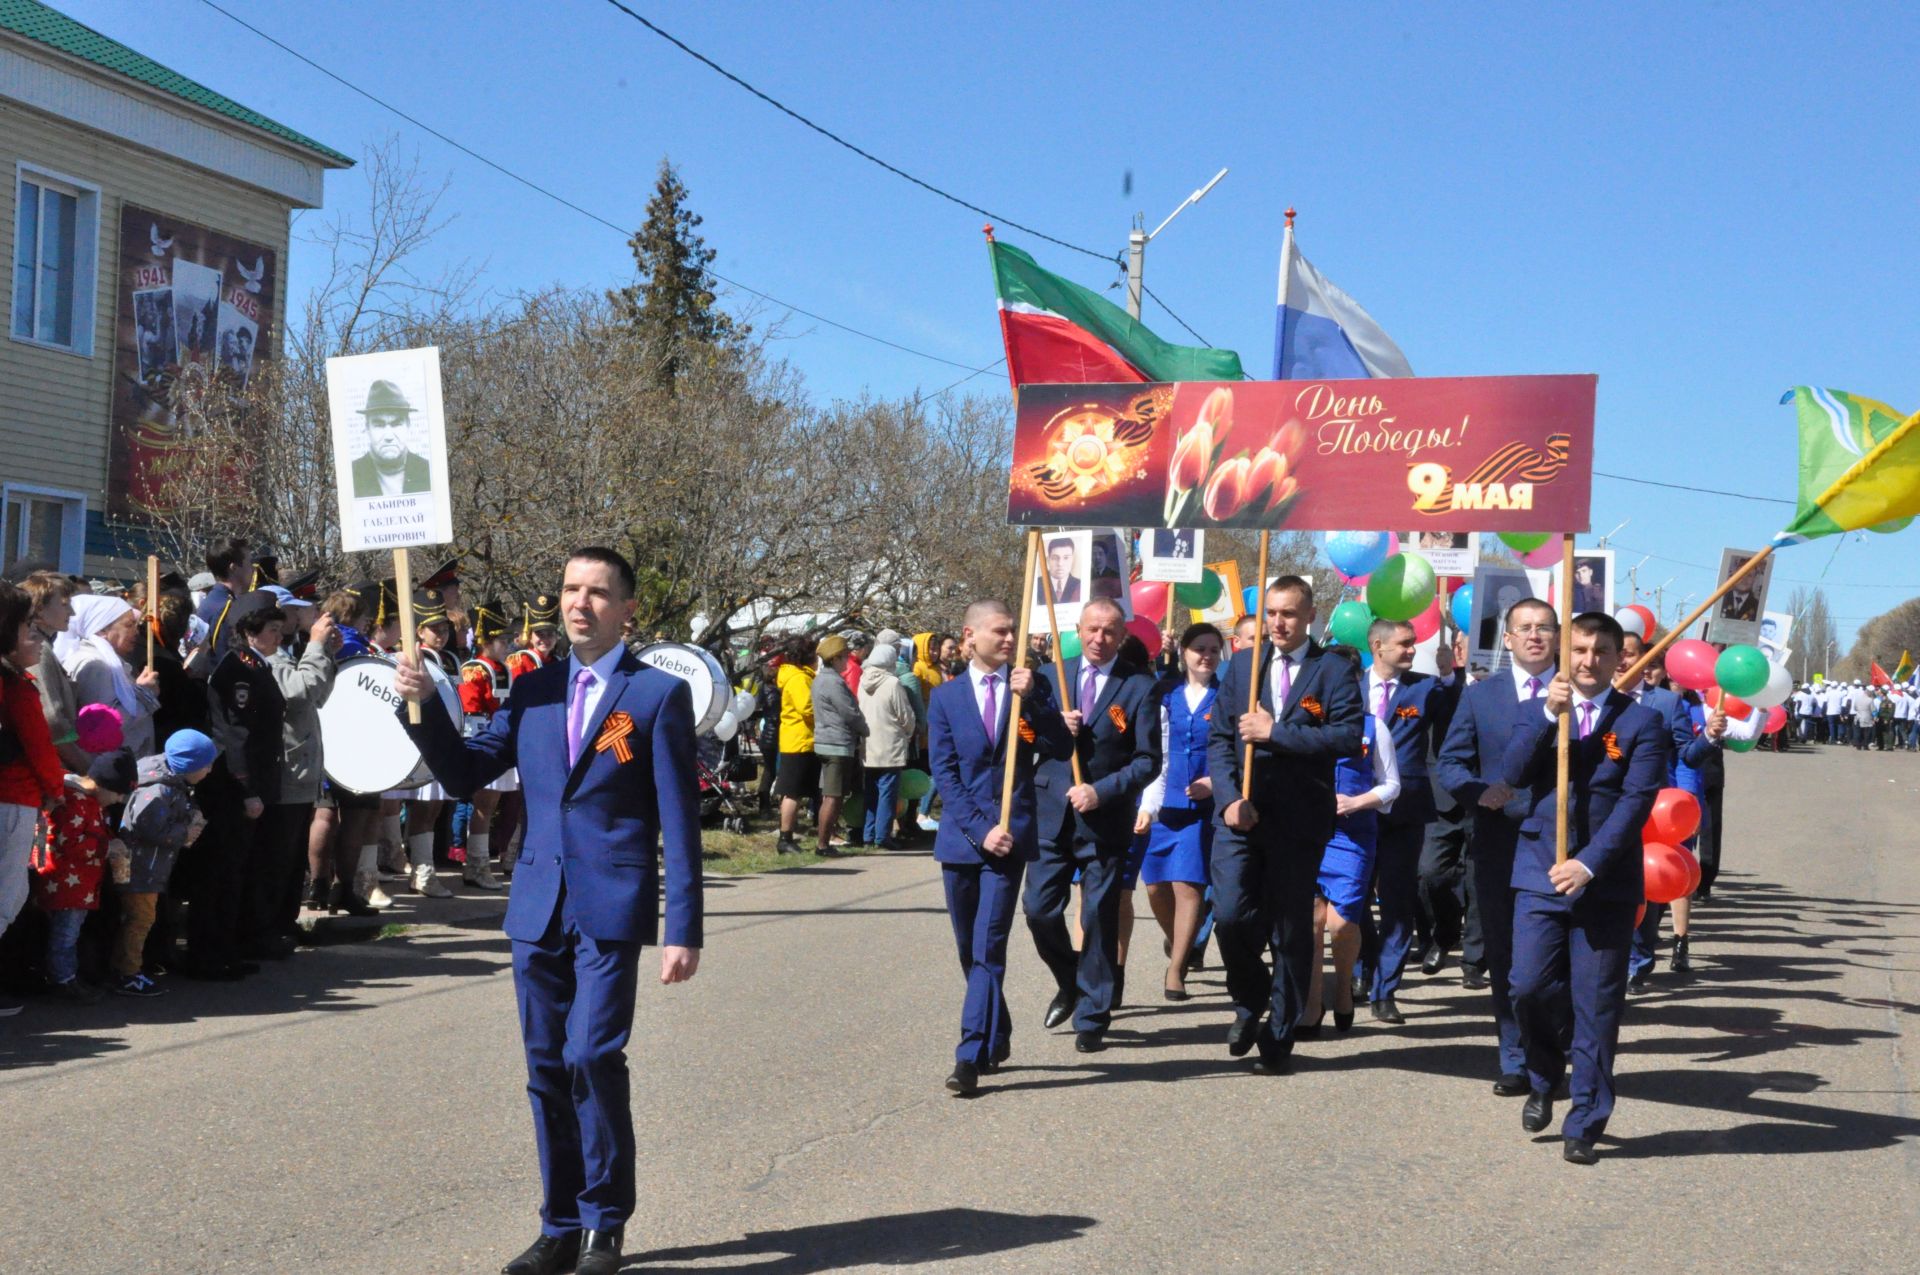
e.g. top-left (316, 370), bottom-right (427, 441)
top-left (0, 0), bottom-right (352, 166)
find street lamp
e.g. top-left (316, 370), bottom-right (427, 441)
top-left (1126, 167), bottom-right (1228, 320)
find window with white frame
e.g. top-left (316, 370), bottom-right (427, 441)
top-left (0, 484), bottom-right (86, 575)
top-left (11, 166), bottom-right (100, 355)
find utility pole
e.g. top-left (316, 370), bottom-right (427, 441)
top-left (1126, 167), bottom-right (1228, 320)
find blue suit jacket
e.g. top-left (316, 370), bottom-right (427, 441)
top-left (1208, 640), bottom-right (1364, 845)
top-left (926, 668), bottom-right (1071, 864)
top-left (404, 651), bottom-right (704, 948)
top-left (1631, 684), bottom-right (1710, 794)
top-left (1434, 670), bottom-right (1540, 860)
top-left (1036, 656), bottom-right (1162, 849)
top-left (1501, 689), bottom-right (1669, 902)
top-left (1373, 670), bottom-right (1457, 826)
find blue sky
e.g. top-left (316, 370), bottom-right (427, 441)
top-left (64, 0), bottom-right (1920, 647)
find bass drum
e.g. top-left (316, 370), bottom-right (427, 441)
top-left (319, 654), bottom-right (463, 795)
top-left (635, 642), bottom-right (730, 735)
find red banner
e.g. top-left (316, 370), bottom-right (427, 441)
top-left (1007, 375), bottom-right (1596, 532)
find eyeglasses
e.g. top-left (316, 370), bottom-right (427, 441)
top-left (1508, 624), bottom-right (1558, 636)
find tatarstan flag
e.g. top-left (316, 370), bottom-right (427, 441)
top-left (989, 240), bottom-right (1244, 391)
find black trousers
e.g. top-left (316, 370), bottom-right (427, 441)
top-left (185, 775), bottom-right (252, 966)
top-left (249, 801), bottom-right (315, 940)
top-left (1417, 798), bottom-right (1473, 956)
top-left (1212, 821), bottom-right (1320, 1055)
top-left (1696, 783), bottom-right (1725, 891)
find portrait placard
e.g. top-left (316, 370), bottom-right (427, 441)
top-left (1703, 547), bottom-right (1774, 647)
top-left (327, 347), bottom-right (454, 552)
top-left (1141, 528), bottom-right (1205, 583)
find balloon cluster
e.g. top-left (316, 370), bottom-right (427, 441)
top-left (1641, 787), bottom-right (1703, 905)
top-left (1661, 636), bottom-right (1790, 742)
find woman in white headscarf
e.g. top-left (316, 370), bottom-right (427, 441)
top-left (60, 595), bottom-right (161, 757)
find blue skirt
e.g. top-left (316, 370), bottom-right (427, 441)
top-left (1317, 824), bottom-right (1376, 924)
top-left (1142, 805), bottom-right (1212, 886)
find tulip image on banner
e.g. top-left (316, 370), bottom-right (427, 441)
top-left (1774, 387), bottom-right (1920, 544)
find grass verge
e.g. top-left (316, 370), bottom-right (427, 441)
top-left (701, 828), bottom-right (898, 875)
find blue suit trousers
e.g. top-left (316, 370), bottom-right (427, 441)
top-left (944, 858), bottom-right (1024, 1066)
top-left (1024, 836), bottom-right (1125, 1033)
top-left (1362, 818), bottom-right (1425, 1001)
top-left (1211, 823), bottom-right (1319, 1056)
top-left (511, 894), bottom-right (642, 1235)
top-left (1471, 845), bottom-right (1526, 1078)
top-left (1510, 888), bottom-right (1635, 1142)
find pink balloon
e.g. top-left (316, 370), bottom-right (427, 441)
top-left (1124, 616), bottom-right (1164, 658)
top-left (1333, 567), bottom-right (1371, 587)
top-left (1129, 580), bottom-right (1169, 624)
top-left (1664, 638), bottom-right (1719, 692)
top-left (1519, 535), bottom-right (1563, 569)
top-left (1410, 597), bottom-right (1443, 643)
top-left (1763, 704), bottom-right (1788, 735)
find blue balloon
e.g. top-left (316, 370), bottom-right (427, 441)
top-left (1450, 583), bottom-right (1474, 633)
top-left (1242, 585), bottom-right (1259, 614)
top-left (1325, 530), bottom-right (1393, 580)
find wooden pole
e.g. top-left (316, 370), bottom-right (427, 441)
top-left (1616, 545), bottom-right (1775, 687)
top-left (1555, 535), bottom-right (1575, 865)
top-left (1239, 530), bottom-right (1271, 800)
top-left (395, 549), bottom-right (421, 725)
top-left (144, 555), bottom-right (158, 667)
top-left (1035, 535), bottom-right (1085, 786)
top-left (998, 529), bottom-right (1041, 833)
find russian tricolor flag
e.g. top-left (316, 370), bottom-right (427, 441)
top-left (1272, 221), bottom-right (1412, 380)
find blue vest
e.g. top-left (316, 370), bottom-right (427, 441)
top-left (1332, 716), bottom-right (1379, 849)
top-left (1159, 680), bottom-right (1217, 812)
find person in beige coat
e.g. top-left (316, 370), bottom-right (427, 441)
top-left (858, 641), bottom-right (918, 849)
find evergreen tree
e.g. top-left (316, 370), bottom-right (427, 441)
top-left (611, 158), bottom-right (742, 388)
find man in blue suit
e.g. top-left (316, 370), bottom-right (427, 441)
top-left (1356, 617), bottom-right (1459, 1023)
top-left (926, 598), bottom-right (1072, 1095)
top-left (1210, 576), bottom-right (1364, 1073)
top-left (1501, 611), bottom-right (1668, 1165)
top-left (1434, 596), bottom-right (1558, 1096)
top-left (396, 547), bottom-right (702, 1275)
top-left (1026, 598), bottom-right (1161, 1052)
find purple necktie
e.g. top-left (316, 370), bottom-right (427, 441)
top-left (1080, 664), bottom-right (1098, 714)
top-left (1274, 653), bottom-right (1292, 708)
top-left (1376, 679), bottom-right (1394, 723)
top-left (981, 672), bottom-right (998, 746)
top-left (568, 668), bottom-right (595, 767)
top-left (1525, 676), bottom-right (1542, 701)
top-left (1578, 701), bottom-right (1595, 739)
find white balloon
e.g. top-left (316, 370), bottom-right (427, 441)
top-left (1613, 607), bottom-right (1647, 638)
top-left (1742, 661), bottom-right (1794, 710)
top-left (711, 710), bottom-right (739, 742)
top-left (731, 689), bottom-right (756, 720)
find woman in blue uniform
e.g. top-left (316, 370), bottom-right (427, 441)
top-left (1134, 622), bottom-right (1223, 1001)
top-left (1303, 646), bottom-right (1400, 1034)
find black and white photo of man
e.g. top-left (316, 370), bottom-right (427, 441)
top-left (1089, 532), bottom-right (1124, 599)
top-left (350, 379), bottom-right (433, 498)
top-left (1153, 529), bottom-right (1196, 560)
top-left (1036, 535), bottom-right (1083, 604)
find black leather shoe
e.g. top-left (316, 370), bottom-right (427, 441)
top-left (945, 1061), bottom-right (979, 1095)
top-left (1333, 1007), bottom-right (1355, 1032)
top-left (1627, 970), bottom-right (1650, 995)
top-left (576, 1228), bottom-right (622, 1275)
top-left (1073, 1030), bottom-right (1105, 1053)
top-left (1226, 1013), bottom-right (1261, 1057)
top-left (1251, 1045), bottom-right (1293, 1076)
top-left (1421, 946), bottom-right (1447, 976)
top-left (1522, 1092), bottom-right (1553, 1133)
top-left (1492, 1072), bottom-right (1529, 1097)
top-left (1460, 966), bottom-right (1490, 990)
top-left (502, 1230), bottom-right (580, 1275)
top-left (1669, 937), bottom-right (1692, 975)
top-left (1370, 997), bottom-right (1405, 1025)
top-left (1563, 1137), bottom-right (1599, 1166)
top-left (1042, 988), bottom-right (1074, 1030)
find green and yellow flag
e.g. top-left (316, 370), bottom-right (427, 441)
top-left (1895, 651), bottom-right (1914, 683)
top-left (1776, 387), bottom-right (1920, 543)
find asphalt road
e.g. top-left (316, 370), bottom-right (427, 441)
top-left (4, 741), bottom-right (1916, 1274)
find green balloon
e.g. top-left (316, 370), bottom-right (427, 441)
top-left (1498, 532), bottom-right (1553, 553)
top-left (898, 768), bottom-right (932, 802)
top-left (1366, 552), bottom-right (1436, 622)
top-left (1327, 599), bottom-right (1374, 648)
top-left (1057, 629), bottom-right (1082, 660)
top-left (1175, 569), bottom-right (1225, 609)
top-left (1724, 735), bottom-right (1759, 753)
top-left (1714, 645), bottom-right (1769, 698)
top-left (1870, 515), bottom-right (1913, 534)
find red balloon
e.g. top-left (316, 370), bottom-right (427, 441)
top-left (1129, 580), bottom-right (1169, 624)
top-left (1410, 597), bottom-right (1443, 643)
top-left (1703, 687), bottom-right (1753, 720)
top-left (1680, 846), bottom-right (1702, 895)
top-left (1664, 638), bottom-right (1720, 692)
top-left (1763, 704), bottom-right (1788, 735)
top-left (1643, 841), bottom-right (1693, 904)
top-left (1622, 605), bottom-right (1657, 640)
top-left (1124, 616), bottom-right (1164, 658)
top-left (1635, 902), bottom-right (1647, 928)
top-left (1642, 787), bottom-right (1701, 844)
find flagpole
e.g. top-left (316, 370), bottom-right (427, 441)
top-left (1240, 530), bottom-right (1271, 800)
top-left (1273, 209), bottom-right (1296, 377)
top-left (1616, 546), bottom-right (1776, 687)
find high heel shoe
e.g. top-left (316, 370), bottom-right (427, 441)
top-left (1333, 1005), bottom-right (1355, 1032)
top-left (1296, 1009), bottom-right (1326, 1040)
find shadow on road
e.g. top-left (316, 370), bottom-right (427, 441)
top-left (624, 1206), bottom-right (1096, 1272)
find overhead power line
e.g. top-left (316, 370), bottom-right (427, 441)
top-left (597, 0), bottom-right (1114, 265)
top-left (1595, 470), bottom-right (1794, 506)
top-left (194, 0), bottom-right (993, 378)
